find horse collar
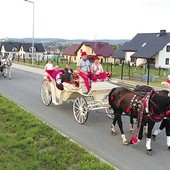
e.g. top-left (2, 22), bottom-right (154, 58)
top-left (129, 94), bottom-right (142, 111)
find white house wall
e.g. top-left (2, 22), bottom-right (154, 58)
top-left (156, 42), bottom-right (170, 68)
top-left (136, 58), bottom-right (146, 66)
top-left (107, 57), bottom-right (115, 63)
top-left (154, 53), bottom-right (159, 68)
top-left (35, 52), bottom-right (43, 61)
top-left (125, 51), bottom-right (135, 62)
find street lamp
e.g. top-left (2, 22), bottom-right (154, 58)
top-left (24, 0), bottom-right (34, 65)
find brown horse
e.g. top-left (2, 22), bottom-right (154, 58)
top-left (110, 85), bottom-right (153, 144)
top-left (111, 85), bottom-right (154, 140)
top-left (109, 85), bottom-right (170, 155)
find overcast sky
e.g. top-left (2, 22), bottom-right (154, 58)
top-left (0, 0), bottom-right (170, 40)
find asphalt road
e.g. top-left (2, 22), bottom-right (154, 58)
top-left (0, 65), bottom-right (170, 170)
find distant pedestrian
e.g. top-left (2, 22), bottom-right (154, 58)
top-left (161, 75), bottom-right (170, 89)
top-left (44, 59), bottom-right (53, 71)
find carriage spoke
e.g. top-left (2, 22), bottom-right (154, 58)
top-left (77, 100), bottom-right (81, 107)
top-left (76, 101), bottom-right (80, 108)
top-left (74, 105), bottom-right (80, 111)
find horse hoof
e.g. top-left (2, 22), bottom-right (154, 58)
top-left (111, 131), bottom-right (116, 136)
top-left (152, 135), bottom-right (156, 140)
top-left (144, 132), bottom-right (147, 136)
top-left (130, 129), bottom-right (135, 133)
top-left (147, 149), bottom-right (152, 156)
top-left (122, 141), bottom-right (129, 145)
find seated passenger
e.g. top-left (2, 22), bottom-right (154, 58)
top-left (66, 64), bottom-right (73, 73)
top-left (51, 65), bottom-right (64, 79)
top-left (77, 51), bottom-right (92, 91)
top-left (161, 75), bottom-right (170, 88)
top-left (44, 59), bottom-right (54, 77)
top-left (91, 56), bottom-right (107, 80)
top-left (61, 67), bottom-right (72, 83)
top-left (58, 67), bottom-right (72, 90)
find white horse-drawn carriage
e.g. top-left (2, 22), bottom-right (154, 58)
top-left (41, 70), bottom-right (118, 124)
top-left (0, 55), bottom-right (12, 79)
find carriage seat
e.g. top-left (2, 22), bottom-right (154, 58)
top-left (57, 70), bottom-right (86, 91)
top-left (62, 82), bottom-right (78, 91)
top-left (60, 72), bottom-right (87, 93)
top-left (45, 69), bottom-right (65, 89)
top-left (45, 69), bottom-right (64, 79)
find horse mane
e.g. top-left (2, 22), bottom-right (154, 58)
top-left (134, 85), bottom-right (169, 96)
top-left (134, 85), bottom-right (153, 93)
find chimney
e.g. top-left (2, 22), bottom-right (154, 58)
top-left (160, 29), bottom-right (166, 36)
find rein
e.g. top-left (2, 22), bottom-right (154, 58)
top-left (148, 91), bottom-right (168, 122)
top-left (131, 91), bottom-right (152, 142)
top-left (133, 89), bottom-right (168, 122)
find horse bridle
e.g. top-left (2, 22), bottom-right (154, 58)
top-left (148, 90), bottom-right (170, 122)
top-left (129, 89), bottom-right (168, 122)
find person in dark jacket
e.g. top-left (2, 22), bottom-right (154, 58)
top-left (61, 67), bottom-right (72, 83)
top-left (66, 64), bottom-right (73, 74)
top-left (58, 67), bottom-right (73, 90)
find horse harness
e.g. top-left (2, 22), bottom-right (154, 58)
top-left (148, 90), bottom-right (170, 122)
top-left (127, 90), bottom-right (170, 122)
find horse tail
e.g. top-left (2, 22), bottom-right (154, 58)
top-left (108, 88), bottom-right (117, 105)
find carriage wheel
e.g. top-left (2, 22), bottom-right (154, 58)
top-left (41, 80), bottom-right (52, 106)
top-left (73, 97), bottom-right (89, 124)
top-left (105, 108), bottom-right (114, 119)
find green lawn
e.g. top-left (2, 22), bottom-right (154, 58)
top-left (0, 94), bottom-right (115, 170)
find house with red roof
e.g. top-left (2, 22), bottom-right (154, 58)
top-left (63, 41), bottom-right (115, 63)
top-left (63, 44), bottom-right (80, 62)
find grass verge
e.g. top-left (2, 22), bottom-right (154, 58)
top-left (0, 94), bottom-right (115, 170)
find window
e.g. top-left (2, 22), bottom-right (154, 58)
top-left (131, 58), bottom-right (136, 62)
top-left (142, 42), bottom-right (147, 47)
top-left (150, 58), bottom-right (155, 64)
top-left (165, 58), bottom-right (169, 65)
top-left (166, 46), bottom-right (170, 52)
